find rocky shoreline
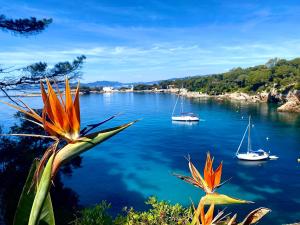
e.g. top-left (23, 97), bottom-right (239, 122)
top-left (2, 88), bottom-right (299, 113)
top-left (163, 88), bottom-right (300, 113)
top-left (277, 90), bottom-right (300, 113)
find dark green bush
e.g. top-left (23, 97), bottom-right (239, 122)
top-left (72, 201), bottom-right (113, 225)
top-left (72, 197), bottom-right (192, 225)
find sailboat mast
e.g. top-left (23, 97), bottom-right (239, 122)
top-left (247, 116), bottom-right (251, 153)
top-left (180, 84), bottom-right (184, 114)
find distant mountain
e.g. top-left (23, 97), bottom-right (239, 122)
top-left (12, 78), bottom-right (182, 90)
top-left (81, 80), bottom-right (162, 88)
top-left (83, 81), bottom-right (124, 87)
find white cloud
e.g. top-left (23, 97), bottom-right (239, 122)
top-left (1, 39), bottom-right (300, 82)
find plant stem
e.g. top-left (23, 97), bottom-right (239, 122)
top-left (28, 154), bottom-right (54, 225)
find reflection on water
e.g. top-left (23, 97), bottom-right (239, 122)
top-left (237, 160), bottom-right (268, 167)
top-left (171, 121), bottom-right (199, 126)
top-left (0, 93), bottom-right (300, 224)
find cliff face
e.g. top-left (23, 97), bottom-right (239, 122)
top-left (225, 89), bottom-right (300, 112)
top-left (175, 88), bottom-right (300, 113)
top-left (277, 90), bottom-right (300, 113)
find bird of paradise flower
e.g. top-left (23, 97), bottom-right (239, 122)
top-left (0, 78), bottom-right (136, 225)
top-left (196, 200), bottom-right (270, 225)
top-left (174, 153), bottom-right (271, 225)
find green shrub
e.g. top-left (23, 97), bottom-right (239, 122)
top-left (159, 57), bottom-right (300, 94)
top-left (115, 197), bottom-right (192, 225)
top-left (73, 197), bottom-right (192, 225)
top-left (72, 201), bottom-right (113, 225)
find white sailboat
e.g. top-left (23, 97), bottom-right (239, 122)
top-left (171, 91), bottom-right (199, 122)
top-left (235, 116), bottom-right (269, 161)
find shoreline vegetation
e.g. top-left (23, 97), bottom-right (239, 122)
top-left (3, 57), bottom-right (300, 113)
top-left (5, 86), bottom-right (300, 113)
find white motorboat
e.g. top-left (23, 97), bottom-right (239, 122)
top-left (236, 116), bottom-right (269, 161)
top-left (171, 89), bottom-right (199, 122)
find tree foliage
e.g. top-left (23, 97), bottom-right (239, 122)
top-left (134, 84), bottom-right (160, 91)
top-left (0, 15), bottom-right (52, 35)
top-left (159, 58), bottom-right (300, 94)
top-left (0, 55), bottom-right (86, 89)
top-left (0, 14), bottom-right (86, 103)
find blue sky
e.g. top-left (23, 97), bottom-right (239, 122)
top-left (1, 0), bottom-right (300, 82)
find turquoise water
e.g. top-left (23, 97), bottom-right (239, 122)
top-left (1, 93), bottom-right (300, 224)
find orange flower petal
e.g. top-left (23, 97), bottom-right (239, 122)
top-left (72, 81), bottom-right (80, 132)
top-left (205, 204), bottom-right (214, 225)
top-left (200, 201), bottom-right (206, 225)
top-left (41, 81), bottom-right (56, 124)
top-left (69, 80), bottom-right (80, 135)
top-left (46, 79), bottom-right (69, 131)
top-left (204, 153), bottom-right (214, 190)
top-left (2, 79), bottom-right (82, 143)
top-left (40, 80), bottom-right (48, 104)
top-left (65, 78), bottom-right (72, 114)
top-left (65, 78), bottom-right (74, 134)
top-left (188, 160), bottom-right (210, 193)
top-left (53, 80), bottom-right (66, 107)
top-left (214, 162), bottom-right (223, 188)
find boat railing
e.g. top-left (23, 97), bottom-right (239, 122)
top-left (180, 112), bottom-right (198, 117)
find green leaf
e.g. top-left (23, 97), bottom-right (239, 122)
top-left (202, 193), bottom-right (252, 205)
top-left (13, 159), bottom-right (38, 225)
top-left (39, 194), bottom-right (55, 225)
top-left (190, 193), bottom-right (252, 225)
top-left (28, 154), bottom-right (55, 225)
top-left (13, 159), bottom-right (55, 225)
top-left (52, 121), bottom-right (136, 177)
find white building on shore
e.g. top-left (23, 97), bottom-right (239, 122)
top-left (103, 86), bottom-right (114, 92)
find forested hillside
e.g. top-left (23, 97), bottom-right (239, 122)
top-left (159, 58), bottom-right (300, 94)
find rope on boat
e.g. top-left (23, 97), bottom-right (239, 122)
top-left (172, 93), bottom-right (180, 116)
top-left (235, 124), bottom-right (249, 156)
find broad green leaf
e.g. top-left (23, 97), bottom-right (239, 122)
top-left (13, 159), bottom-right (55, 225)
top-left (39, 194), bottom-right (55, 225)
top-left (202, 193), bottom-right (252, 205)
top-left (29, 154), bottom-right (55, 225)
top-left (52, 121), bottom-right (136, 177)
top-left (13, 159), bottom-right (38, 225)
top-left (239, 207), bottom-right (271, 225)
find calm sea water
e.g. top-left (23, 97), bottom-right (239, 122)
top-left (1, 93), bottom-right (300, 224)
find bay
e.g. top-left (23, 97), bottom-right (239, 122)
top-left (1, 92), bottom-right (300, 224)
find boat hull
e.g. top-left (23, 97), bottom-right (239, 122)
top-left (172, 116), bottom-right (199, 121)
top-left (237, 152), bottom-right (269, 161)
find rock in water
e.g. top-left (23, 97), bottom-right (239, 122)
top-left (277, 90), bottom-right (300, 113)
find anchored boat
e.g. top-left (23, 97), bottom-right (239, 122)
top-left (171, 89), bottom-right (199, 122)
top-left (235, 116), bottom-right (269, 161)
